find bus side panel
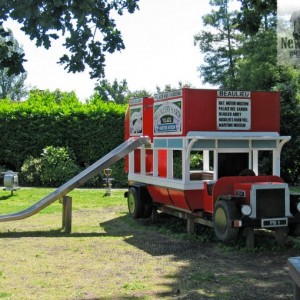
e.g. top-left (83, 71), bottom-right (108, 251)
top-left (147, 185), bottom-right (173, 206)
top-left (184, 189), bottom-right (205, 211)
top-left (168, 189), bottom-right (191, 211)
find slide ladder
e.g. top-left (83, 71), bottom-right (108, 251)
top-left (0, 136), bottom-right (150, 222)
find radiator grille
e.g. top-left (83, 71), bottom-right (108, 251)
top-left (255, 188), bottom-right (286, 218)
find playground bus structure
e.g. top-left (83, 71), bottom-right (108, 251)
top-left (124, 88), bottom-right (300, 245)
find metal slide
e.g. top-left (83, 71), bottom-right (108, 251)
top-left (0, 136), bottom-right (151, 222)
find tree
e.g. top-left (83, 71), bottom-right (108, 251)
top-left (195, 0), bottom-right (300, 183)
top-left (0, 29), bottom-right (28, 100)
top-left (270, 66), bottom-right (300, 184)
top-left (194, 0), bottom-right (244, 89)
top-left (0, 0), bottom-right (139, 78)
top-left (231, 0), bottom-right (278, 91)
top-left (0, 69), bottom-right (27, 100)
top-left (155, 81), bottom-right (192, 94)
top-left (93, 79), bottom-right (151, 104)
top-left (236, 0), bottom-right (277, 35)
top-left (233, 30), bottom-right (278, 91)
top-left (94, 79), bottom-right (129, 104)
top-left (0, 24), bottom-right (26, 75)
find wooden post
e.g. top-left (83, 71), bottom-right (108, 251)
top-left (62, 195), bottom-right (72, 234)
top-left (243, 227), bottom-right (255, 248)
top-left (274, 227), bottom-right (288, 246)
top-left (187, 215), bottom-right (195, 234)
top-left (151, 208), bottom-right (159, 223)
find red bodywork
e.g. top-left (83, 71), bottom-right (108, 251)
top-left (124, 97), bottom-right (154, 173)
top-left (146, 176), bottom-right (285, 215)
top-left (153, 89), bottom-right (280, 137)
top-left (147, 185), bottom-right (205, 211)
top-left (125, 89), bottom-right (284, 218)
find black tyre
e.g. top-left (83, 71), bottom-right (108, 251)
top-left (213, 199), bottom-right (239, 242)
top-left (143, 203), bottom-right (153, 218)
top-left (289, 223), bottom-right (300, 236)
top-left (127, 187), bottom-right (145, 219)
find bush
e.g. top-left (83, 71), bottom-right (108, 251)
top-left (110, 160), bottom-right (128, 187)
top-left (20, 156), bottom-right (43, 186)
top-left (0, 90), bottom-right (126, 172)
top-left (21, 146), bottom-right (81, 187)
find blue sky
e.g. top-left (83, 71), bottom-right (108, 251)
top-left (5, 1), bottom-right (213, 100)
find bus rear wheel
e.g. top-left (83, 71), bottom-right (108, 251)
top-left (127, 187), bottom-right (145, 219)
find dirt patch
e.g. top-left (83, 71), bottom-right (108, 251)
top-left (0, 205), bottom-right (298, 299)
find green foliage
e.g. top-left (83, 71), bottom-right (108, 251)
top-left (155, 82), bottom-right (192, 94)
top-left (94, 79), bottom-right (130, 104)
top-left (0, 23), bottom-right (26, 76)
top-left (173, 151), bottom-right (182, 179)
top-left (196, 0), bottom-right (300, 184)
top-left (0, 1), bottom-right (139, 78)
top-left (236, 0), bottom-right (277, 35)
top-left (0, 28), bottom-right (28, 101)
top-left (21, 146), bottom-right (80, 187)
top-left (110, 160), bottom-right (128, 187)
top-left (173, 152), bottom-right (203, 179)
top-left (194, 0), bottom-right (244, 88)
top-left (20, 156), bottom-right (43, 186)
top-left (0, 89), bottom-right (127, 187)
top-left (39, 146), bottom-right (80, 186)
top-left (274, 67), bottom-right (300, 184)
top-left (234, 30), bottom-right (278, 90)
top-left (190, 153), bottom-right (203, 170)
top-left (93, 79), bottom-right (152, 104)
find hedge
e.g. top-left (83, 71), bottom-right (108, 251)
top-left (0, 90), bottom-right (128, 187)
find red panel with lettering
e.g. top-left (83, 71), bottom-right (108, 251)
top-left (152, 88), bottom-right (280, 136)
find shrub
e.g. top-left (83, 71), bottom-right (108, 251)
top-left (20, 146), bottom-right (80, 187)
top-left (40, 146), bottom-right (80, 186)
top-left (0, 90), bottom-right (126, 172)
top-left (20, 156), bottom-right (43, 186)
top-left (110, 160), bottom-right (128, 187)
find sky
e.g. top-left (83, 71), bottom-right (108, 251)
top-left (277, 0), bottom-right (300, 16)
top-left (4, 1), bottom-right (213, 101)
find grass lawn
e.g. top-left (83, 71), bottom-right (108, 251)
top-left (0, 187), bottom-right (299, 300)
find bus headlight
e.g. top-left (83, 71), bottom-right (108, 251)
top-left (241, 205), bottom-right (252, 216)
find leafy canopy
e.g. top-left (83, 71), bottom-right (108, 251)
top-left (0, 0), bottom-right (139, 78)
top-left (0, 28), bottom-right (28, 100)
top-left (0, 25), bottom-right (26, 75)
top-left (93, 78), bottom-right (152, 104)
top-left (236, 0), bottom-right (277, 35)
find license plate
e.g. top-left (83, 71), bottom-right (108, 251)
top-left (261, 218), bottom-right (288, 228)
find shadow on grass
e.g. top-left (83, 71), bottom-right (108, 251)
top-left (100, 214), bottom-right (296, 299)
top-left (0, 213), bottom-right (297, 299)
top-left (0, 229), bottom-right (106, 238)
top-left (0, 194), bottom-right (14, 201)
top-left (77, 297), bottom-right (142, 300)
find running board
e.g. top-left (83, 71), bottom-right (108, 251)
top-left (0, 136), bottom-right (151, 222)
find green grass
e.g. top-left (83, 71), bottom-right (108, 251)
top-left (0, 187), bottom-right (297, 300)
top-left (0, 293), bottom-right (12, 299)
top-left (0, 187), bottom-right (125, 215)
